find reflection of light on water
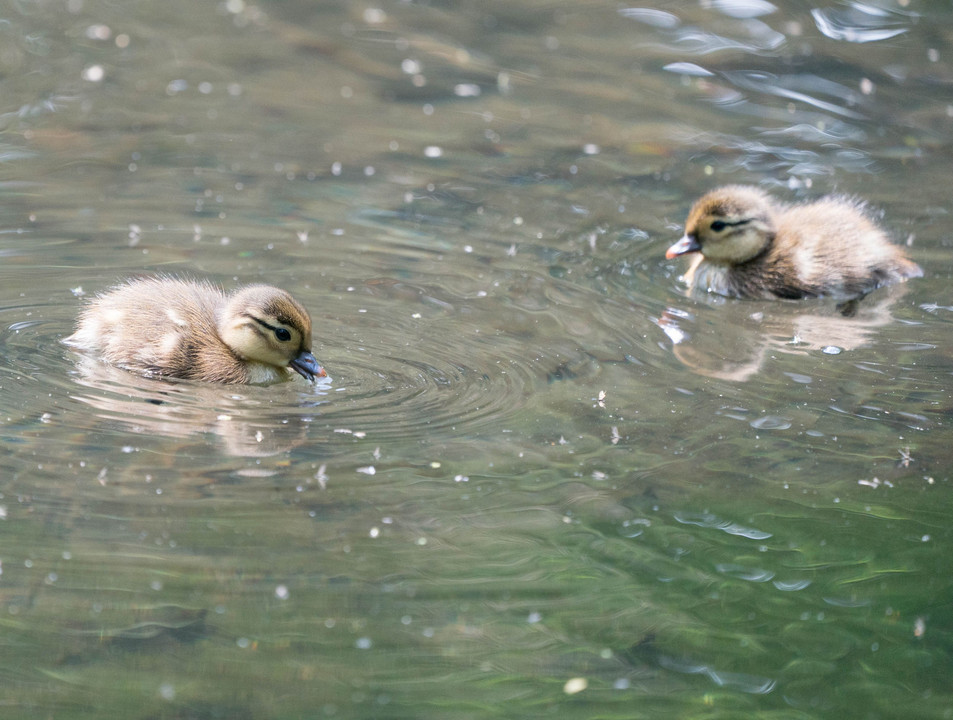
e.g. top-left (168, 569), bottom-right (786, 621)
top-left (711, 0), bottom-right (778, 20)
top-left (774, 579), bottom-right (812, 591)
top-left (715, 563), bottom-right (775, 582)
top-left (920, 302), bottom-right (953, 314)
top-left (667, 22), bottom-right (785, 54)
top-left (722, 70), bottom-right (867, 120)
top-left (811, 5), bottom-right (913, 43)
top-left (67, 356), bottom-right (333, 457)
top-left (656, 318), bottom-right (688, 345)
top-left (617, 8), bottom-right (680, 29)
top-left (658, 655), bottom-right (777, 694)
top-left (657, 285), bottom-right (917, 382)
top-left (749, 415), bottom-right (792, 431)
top-left (673, 511), bottom-right (773, 540)
top-left (663, 62), bottom-right (714, 77)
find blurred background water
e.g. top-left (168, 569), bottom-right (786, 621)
top-left (1, 0), bottom-right (952, 717)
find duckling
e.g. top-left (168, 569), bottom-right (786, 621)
top-left (65, 277), bottom-right (326, 384)
top-left (666, 185), bottom-right (922, 299)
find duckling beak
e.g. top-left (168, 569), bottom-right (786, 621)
top-left (289, 350), bottom-right (326, 381)
top-left (666, 234), bottom-right (701, 259)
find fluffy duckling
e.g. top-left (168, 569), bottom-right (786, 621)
top-left (666, 185), bottom-right (922, 299)
top-left (65, 277), bottom-right (326, 384)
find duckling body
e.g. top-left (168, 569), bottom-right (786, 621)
top-left (666, 185), bottom-right (922, 299)
top-left (65, 277), bottom-right (326, 384)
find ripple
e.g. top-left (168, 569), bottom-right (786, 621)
top-left (711, 0), bottom-right (777, 19)
top-left (315, 324), bottom-right (541, 440)
top-left (757, 121), bottom-right (867, 143)
top-left (618, 8), bottom-right (680, 29)
top-left (673, 511), bottom-right (773, 540)
top-left (308, 270), bottom-right (656, 442)
top-left (666, 21), bottom-right (785, 55)
top-left (0, 302), bottom-right (70, 384)
top-left (750, 415), bottom-right (792, 431)
top-left (919, 303), bottom-right (953, 315)
top-left (811, 5), bottom-right (913, 43)
top-left (773, 579), bottom-right (812, 592)
top-left (620, 518), bottom-right (651, 538)
top-left (823, 596), bottom-right (872, 608)
top-left (715, 563), bottom-right (776, 582)
top-left (784, 372), bottom-right (813, 384)
top-left (722, 70), bottom-right (867, 120)
top-left (659, 656), bottom-right (777, 694)
top-left (663, 62), bottom-right (714, 77)
top-left (4, 261), bottom-right (649, 459)
top-left (670, 126), bottom-right (870, 181)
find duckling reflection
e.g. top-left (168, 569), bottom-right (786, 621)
top-left (65, 277), bottom-right (326, 384)
top-left (656, 283), bottom-right (913, 382)
top-left (68, 358), bottom-right (327, 457)
top-left (667, 186), bottom-right (922, 299)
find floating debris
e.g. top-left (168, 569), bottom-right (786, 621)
top-left (898, 447), bottom-right (913, 468)
top-left (563, 677), bottom-right (587, 695)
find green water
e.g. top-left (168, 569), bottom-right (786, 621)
top-left (1, 1), bottom-right (951, 718)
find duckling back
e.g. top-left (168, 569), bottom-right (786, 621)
top-left (66, 277), bottom-right (233, 380)
top-left (768, 197), bottom-right (922, 299)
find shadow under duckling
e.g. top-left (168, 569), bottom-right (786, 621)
top-left (666, 185), bottom-right (922, 300)
top-left (65, 276), bottom-right (326, 385)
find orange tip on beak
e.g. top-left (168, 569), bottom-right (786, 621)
top-left (666, 235), bottom-right (701, 259)
top-left (290, 351), bottom-right (326, 382)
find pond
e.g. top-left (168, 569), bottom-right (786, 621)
top-left (1, 0), bottom-right (951, 718)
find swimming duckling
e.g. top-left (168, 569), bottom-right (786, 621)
top-left (666, 185), bottom-right (922, 299)
top-left (65, 277), bottom-right (326, 384)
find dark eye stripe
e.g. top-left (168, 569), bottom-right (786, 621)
top-left (249, 315), bottom-right (289, 336)
top-left (713, 218), bottom-right (750, 228)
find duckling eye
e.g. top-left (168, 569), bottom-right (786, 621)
top-left (274, 328), bottom-right (292, 342)
top-left (710, 220), bottom-right (727, 232)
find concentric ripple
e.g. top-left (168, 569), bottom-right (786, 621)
top-left (295, 271), bottom-right (647, 442)
top-left (3, 263), bottom-right (661, 459)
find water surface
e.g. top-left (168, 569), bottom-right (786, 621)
top-left (1, 1), bottom-right (952, 718)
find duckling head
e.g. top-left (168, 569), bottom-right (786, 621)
top-left (667, 185), bottom-right (777, 265)
top-left (218, 285), bottom-right (326, 382)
